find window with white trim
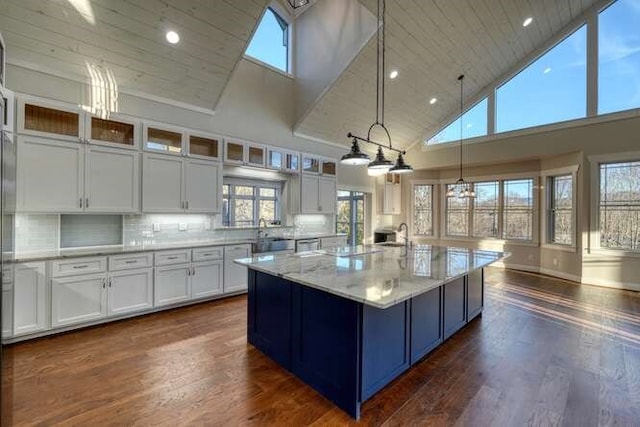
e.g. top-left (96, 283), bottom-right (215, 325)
top-left (427, 98), bottom-right (488, 145)
top-left (445, 185), bottom-right (471, 237)
top-left (599, 161), bottom-right (640, 250)
top-left (473, 181), bottom-right (499, 238)
top-left (443, 178), bottom-right (535, 242)
top-left (547, 175), bottom-right (573, 245)
top-left (413, 184), bottom-right (434, 235)
top-left (222, 178), bottom-right (282, 227)
top-left (503, 179), bottom-right (535, 241)
top-left (245, 7), bottom-right (290, 73)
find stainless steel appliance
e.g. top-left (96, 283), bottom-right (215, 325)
top-left (374, 228), bottom-right (396, 244)
top-left (295, 238), bottom-right (320, 252)
top-left (253, 237), bottom-right (294, 254)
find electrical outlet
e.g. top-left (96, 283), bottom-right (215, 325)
top-left (153, 223), bottom-right (160, 232)
top-left (553, 258), bottom-right (559, 267)
top-left (179, 223), bottom-right (187, 231)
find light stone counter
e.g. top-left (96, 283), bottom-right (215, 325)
top-left (235, 244), bottom-right (507, 309)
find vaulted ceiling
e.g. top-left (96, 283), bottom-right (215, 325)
top-left (0, 0), bottom-right (269, 109)
top-left (295, 0), bottom-right (599, 151)
top-left (0, 0), bottom-right (600, 149)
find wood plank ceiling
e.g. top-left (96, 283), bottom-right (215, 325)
top-left (0, 0), bottom-right (269, 109)
top-left (295, 0), bottom-right (599, 150)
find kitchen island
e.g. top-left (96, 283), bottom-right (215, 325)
top-left (235, 245), bottom-right (506, 419)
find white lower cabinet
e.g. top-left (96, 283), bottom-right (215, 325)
top-left (224, 245), bottom-right (252, 293)
top-left (191, 260), bottom-right (223, 299)
top-left (107, 268), bottom-right (153, 316)
top-left (51, 273), bottom-right (107, 328)
top-left (2, 286), bottom-right (14, 338)
top-left (13, 262), bottom-right (48, 336)
top-left (154, 263), bottom-right (191, 307)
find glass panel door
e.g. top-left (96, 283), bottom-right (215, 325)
top-left (225, 141), bottom-right (245, 163)
top-left (337, 190), bottom-right (365, 246)
top-left (268, 149), bottom-right (283, 169)
top-left (146, 127), bottom-right (183, 154)
top-left (189, 135), bottom-right (219, 159)
top-left (90, 117), bottom-right (135, 146)
top-left (247, 146), bottom-right (265, 166)
top-left (321, 160), bottom-right (336, 176)
top-left (24, 104), bottom-right (80, 137)
top-left (302, 155), bottom-right (319, 173)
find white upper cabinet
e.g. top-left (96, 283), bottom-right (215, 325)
top-left (17, 95), bottom-right (140, 148)
top-left (85, 145), bottom-right (139, 213)
top-left (379, 174), bottom-right (402, 215)
top-left (187, 131), bottom-right (222, 161)
top-left (17, 135), bottom-right (140, 213)
top-left (2, 88), bottom-right (15, 134)
top-left (301, 174), bottom-right (320, 213)
top-left (267, 148), bottom-right (300, 173)
top-left (224, 140), bottom-right (266, 167)
top-left (17, 136), bottom-right (84, 212)
top-left (319, 177), bottom-right (337, 214)
top-left (17, 96), bottom-right (84, 143)
top-left (85, 114), bottom-right (140, 148)
top-left (184, 158), bottom-right (221, 213)
top-left (143, 122), bottom-right (185, 155)
top-left (142, 153), bottom-right (221, 213)
top-left (142, 153), bottom-right (184, 213)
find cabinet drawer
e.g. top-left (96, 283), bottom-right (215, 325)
top-left (109, 252), bottom-right (153, 271)
top-left (192, 246), bottom-right (224, 262)
top-left (51, 257), bottom-right (107, 277)
top-left (155, 250), bottom-right (191, 266)
top-left (321, 237), bottom-right (347, 248)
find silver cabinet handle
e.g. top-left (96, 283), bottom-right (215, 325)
top-left (167, 256), bottom-right (179, 260)
top-left (108, 277), bottom-right (112, 287)
top-left (86, 198), bottom-right (89, 208)
top-left (102, 278), bottom-right (106, 288)
top-left (186, 200), bottom-right (189, 210)
top-left (187, 267), bottom-right (191, 276)
top-left (73, 264), bottom-right (89, 269)
top-left (80, 198), bottom-right (83, 208)
top-left (124, 260), bottom-right (137, 264)
top-left (191, 266), bottom-right (195, 276)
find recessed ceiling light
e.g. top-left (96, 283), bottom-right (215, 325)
top-left (166, 30), bottom-right (180, 44)
top-left (389, 70), bottom-right (398, 79)
top-left (429, 98), bottom-right (437, 105)
top-left (523, 17), bottom-right (533, 27)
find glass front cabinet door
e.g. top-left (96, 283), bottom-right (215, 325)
top-left (143, 123), bottom-right (184, 155)
top-left (187, 132), bottom-right (221, 161)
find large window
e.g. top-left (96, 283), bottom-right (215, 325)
top-left (503, 179), bottom-right (535, 241)
top-left (548, 175), bottom-right (574, 245)
top-left (496, 26), bottom-right (587, 133)
top-left (443, 178), bottom-right (535, 242)
top-left (473, 181), bottom-right (499, 238)
top-left (599, 161), bottom-right (640, 250)
top-left (599, 0), bottom-right (640, 115)
top-left (413, 184), bottom-right (433, 235)
top-left (446, 185), bottom-right (470, 237)
top-left (245, 7), bottom-right (290, 73)
top-left (427, 98), bottom-right (488, 144)
top-left (222, 179), bottom-right (281, 227)
top-left (336, 190), bottom-right (365, 246)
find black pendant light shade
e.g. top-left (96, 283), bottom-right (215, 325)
top-left (340, 138), bottom-right (371, 165)
top-left (390, 153), bottom-right (413, 174)
top-left (368, 146), bottom-right (394, 170)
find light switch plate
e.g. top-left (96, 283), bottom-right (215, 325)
top-left (153, 223), bottom-right (160, 232)
top-left (179, 223), bottom-right (187, 231)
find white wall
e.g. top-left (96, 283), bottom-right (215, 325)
top-left (294, 0), bottom-right (377, 126)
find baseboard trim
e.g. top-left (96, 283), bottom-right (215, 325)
top-left (538, 267), bottom-right (582, 283)
top-left (581, 276), bottom-right (640, 292)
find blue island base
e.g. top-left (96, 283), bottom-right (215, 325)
top-left (247, 269), bottom-right (484, 419)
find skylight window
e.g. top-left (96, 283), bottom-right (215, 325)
top-left (245, 7), bottom-right (290, 74)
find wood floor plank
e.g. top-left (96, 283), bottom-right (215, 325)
top-left (2, 268), bottom-right (639, 426)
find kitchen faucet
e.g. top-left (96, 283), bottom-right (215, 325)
top-left (257, 218), bottom-right (268, 240)
top-left (397, 222), bottom-right (410, 250)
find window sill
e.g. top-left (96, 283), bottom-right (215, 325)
top-left (541, 243), bottom-right (577, 253)
top-left (586, 248), bottom-right (640, 259)
top-left (439, 236), bottom-right (539, 247)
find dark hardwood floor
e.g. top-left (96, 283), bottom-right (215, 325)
top-left (2, 268), bottom-right (640, 426)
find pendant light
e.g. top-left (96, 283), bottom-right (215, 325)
top-left (287, 0), bottom-right (309, 9)
top-left (446, 75), bottom-right (475, 198)
top-left (341, 138), bottom-right (371, 165)
top-left (341, 0), bottom-right (412, 175)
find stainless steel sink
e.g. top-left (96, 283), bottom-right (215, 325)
top-left (253, 238), bottom-right (295, 254)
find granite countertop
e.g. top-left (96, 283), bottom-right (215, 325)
top-left (9, 239), bottom-right (255, 262)
top-left (8, 233), bottom-right (348, 262)
top-left (235, 244), bottom-right (508, 309)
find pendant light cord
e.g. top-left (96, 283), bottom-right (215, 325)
top-left (458, 74), bottom-right (464, 181)
top-left (381, 0), bottom-right (386, 126)
top-left (375, 0), bottom-right (387, 129)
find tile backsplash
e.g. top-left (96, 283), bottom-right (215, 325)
top-left (14, 213), bottom-right (334, 252)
